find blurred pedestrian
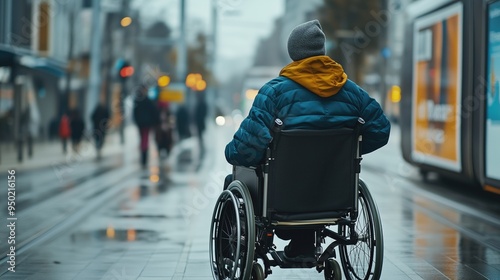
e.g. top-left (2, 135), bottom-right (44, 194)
top-left (133, 85), bottom-right (160, 168)
top-left (20, 108), bottom-right (33, 158)
top-left (194, 93), bottom-right (208, 153)
top-left (155, 101), bottom-right (174, 159)
top-left (175, 104), bottom-right (191, 140)
top-left (91, 102), bottom-right (110, 160)
top-left (69, 109), bottom-right (85, 153)
top-left (224, 20), bottom-right (391, 262)
top-left (23, 88), bottom-right (41, 158)
top-left (58, 113), bottom-right (71, 154)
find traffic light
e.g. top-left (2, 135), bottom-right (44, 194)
top-left (390, 85), bottom-right (401, 103)
top-left (119, 62), bottom-right (134, 80)
top-left (157, 75), bottom-right (170, 87)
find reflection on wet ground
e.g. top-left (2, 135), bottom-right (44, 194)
top-left (364, 174), bottom-right (500, 279)
top-left (2, 126), bottom-right (500, 279)
top-left (114, 214), bottom-right (170, 219)
top-left (70, 228), bottom-right (162, 243)
top-left (12, 154), bottom-right (125, 211)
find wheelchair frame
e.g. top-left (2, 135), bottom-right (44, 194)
top-left (210, 118), bottom-right (384, 280)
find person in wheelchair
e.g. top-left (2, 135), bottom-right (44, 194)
top-left (224, 20), bottom-right (390, 263)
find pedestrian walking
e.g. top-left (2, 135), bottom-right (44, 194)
top-left (194, 93), bottom-right (208, 153)
top-left (175, 104), bottom-right (191, 141)
top-left (70, 109), bottom-right (85, 153)
top-left (224, 20), bottom-right (391, 262)
top-left (20, 108), bottom-right (34, 158)
top-left (58, 113), bottom-right (71, 154)
top-left (155, 101), bottom-right (174, 159)
top-left (133, 85), bottom-right (160, 168)
top-left (91, 102), bottom-right (110, 160)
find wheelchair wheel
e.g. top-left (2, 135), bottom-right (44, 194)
top-left (251, 262), bottom-right (265, 280)
top-left (324, 258), bottom-right (342, 280)
top-left (339, 179), bottom-right (384, 280)
top-left (210, 181), bottom-right (256, 280)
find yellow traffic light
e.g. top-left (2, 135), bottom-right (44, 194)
top-left (121, 17), bottom-right (132, 27)
top-left (157, 75), bottom-right (171, 87)
top-left (391, 85), bottom-right (401, 103)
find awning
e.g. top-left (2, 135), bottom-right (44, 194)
top-left (0, 45), bottom-right (66, 77)
top-left (19, 55), bottom-right (66, 78)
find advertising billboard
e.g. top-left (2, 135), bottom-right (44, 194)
top-left (486, 1), bottom-right (500, 181)
top-left (411, 2), bottom-right (463, 172)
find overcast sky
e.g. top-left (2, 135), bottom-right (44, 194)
top-left (133, 0), bottom-right (285, 81)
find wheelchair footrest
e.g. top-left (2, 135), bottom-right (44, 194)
top-left (273, 251), bottom-right (317, 269)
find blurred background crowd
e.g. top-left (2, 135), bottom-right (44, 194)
top-left (0, 0), bottom-right (406, 164)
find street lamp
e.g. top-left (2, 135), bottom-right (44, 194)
top-left (195, 80), bottom-right (207, 91)
top-left (185, 73), bottom-right (206, 91)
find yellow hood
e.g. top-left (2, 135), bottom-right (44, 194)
top-left (279, 56), bottom-right (348, 97)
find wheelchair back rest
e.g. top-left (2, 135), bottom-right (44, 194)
top-left (267, 128), bottom-right (360, 215)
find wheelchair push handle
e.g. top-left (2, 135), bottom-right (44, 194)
top-left (273, 118), bottom-right (283, 132)
top-left (268, 118), bottom-right (283, 158)
top-left (271, 118), bottom-right (283, 143)
top-left (355, 117), bottom-right (365, 140)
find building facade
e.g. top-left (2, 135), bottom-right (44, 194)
top-left (0, 0), bottom-right (92, 162)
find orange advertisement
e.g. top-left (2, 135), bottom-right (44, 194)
top-left (412, 2), bottom-right (463, 172)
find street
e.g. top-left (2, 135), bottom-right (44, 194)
top-left (0, 122), bottom-right (499, 279)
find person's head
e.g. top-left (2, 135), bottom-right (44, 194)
top-left (287, 19), bottom-right (326, 61)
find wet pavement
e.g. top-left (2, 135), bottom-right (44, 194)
top-left (1, 123), bottom-right (500, 279)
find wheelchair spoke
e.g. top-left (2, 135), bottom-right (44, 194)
top-left (339, 184), bottom-right (381, 280)
top-left (221, 241), bottom-right (234, 255)
top-left (210, 182), bottom-right (256, 280)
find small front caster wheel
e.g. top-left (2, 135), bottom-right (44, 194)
top-left (324, 258), bottom-right (342, 280)
top-left (251, 262), bottom-right (265, 280)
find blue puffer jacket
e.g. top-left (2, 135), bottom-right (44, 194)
top-left (225, 56), bottom-right (391, 167)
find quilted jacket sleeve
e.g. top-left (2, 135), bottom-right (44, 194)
top-left (225, 84), bottom-right (276, 166)
top-left (358, 88), bottom-right (391, 154)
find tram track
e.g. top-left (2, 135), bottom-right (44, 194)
top-left (0, 165), bottom-right (141, 276)
top-left (12, 154), bottom-right (126, 212)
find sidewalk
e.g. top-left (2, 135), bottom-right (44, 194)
top-left (0, 121), bottom-right (228, 280)
top-left (0, 126), bottom-right (139, 172)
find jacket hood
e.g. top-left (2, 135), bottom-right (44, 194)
top-left (279, 56), bottom-right (348, 97)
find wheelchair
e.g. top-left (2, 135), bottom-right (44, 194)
top-left (210, 118), bottom-right (384, 280)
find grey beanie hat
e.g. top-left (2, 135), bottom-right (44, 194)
top-left (287, 20), bottom-right (326, 61)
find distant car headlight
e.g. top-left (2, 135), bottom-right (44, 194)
top-left (215, 116), bottom-right (226, 126)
